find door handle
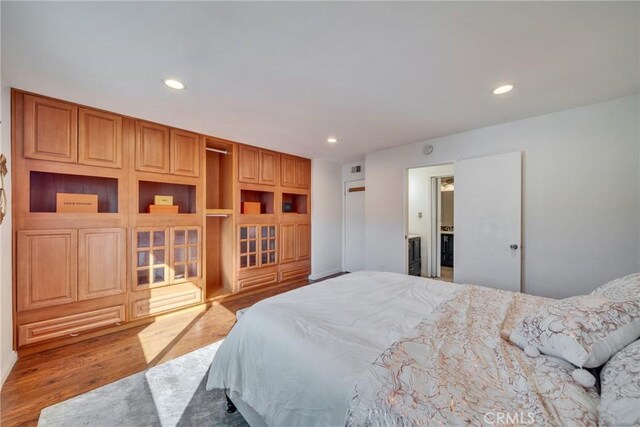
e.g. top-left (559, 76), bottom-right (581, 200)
top-left (510, 244), bottom-right (519, 250)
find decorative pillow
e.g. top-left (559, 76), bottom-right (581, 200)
top-left (591, 273), bottom-right (640, 301)
top-left (510, 295), bottom-right (640, 369)
top-left (599, 339), bottom-right (640, 427)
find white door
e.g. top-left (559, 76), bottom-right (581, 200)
top-left (344, 180), bottom-right (365, 272)
top-left (454, 152), bottom-right (522, 292)
top-left (429, 177), bottom-right (442, 278)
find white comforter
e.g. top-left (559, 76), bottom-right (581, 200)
top-left (206, 271), bottom-right (462, 427)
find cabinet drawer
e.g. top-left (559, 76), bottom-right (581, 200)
top-left (279, 266), bottom-right (310, 283)
top-left (238, 272), bottom-right (278, 290)
top-left (18, 305), bottom-right (125, 346)
top-left (131, 288), bottom-right (202, 319)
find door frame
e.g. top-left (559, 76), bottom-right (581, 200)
top-left (428, 174), bottom-right (455, 278)
top-left (343, 179), bottom-right (366, 272)
top-left (404, 161), bottom-right (455, 276)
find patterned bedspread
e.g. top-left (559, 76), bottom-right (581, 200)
top-left (345, 286), bottom-right (600, 426)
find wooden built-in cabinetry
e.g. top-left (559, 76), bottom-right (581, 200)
top-left (281, 154), bottom-right (310, 189)
top-left (238, 145), bottom-right (278, 186)
top-left (12, 89), bottom-right (311, 354)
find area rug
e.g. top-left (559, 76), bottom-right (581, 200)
top-left (38, 340), bottom-right (248, 427)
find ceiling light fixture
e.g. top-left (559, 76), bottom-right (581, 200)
top-left (327, 137), bottom-right (338, 144)
top-left (164, 79), bottom-right (186, 90)
top-left (492, 84), bottom-right (514, 95)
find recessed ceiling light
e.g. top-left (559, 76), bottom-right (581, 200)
top-left (327, 137), bottom-right (338, 144)
top-left (492, 84), bottom-right (514, 95)
top-left (164, 79), bottom-right (185, 90)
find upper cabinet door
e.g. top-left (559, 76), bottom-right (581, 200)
top-left (238, 145), bottom-right (259, 184)
top-left (24, 94), bottom-right (78, 163)
top-left (78, 228), bottom-right (126, 300)
top-left (280, 154), bottom-right (296, 188)
top-left (17, 229), bottom-right (78, 311)
top-left (78, 108), bottom-right (123, 169)
top-left (259, 150), bottom-right (277, 186)
top-left (296, 158), bottom-right (311, 189)
top-left (170, 129), bottom-right (200, 177)
top-left (135, 121), bottom-right (170, 174)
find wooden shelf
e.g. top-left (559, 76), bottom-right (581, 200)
top-left (282, 193), bottom-right (308, 214)
top-left (138, 180), bottom-right (196, 214)
top-left (205, 209), bottom-right (233, 216)
top-left (30, 171), bottom-right (118, 213)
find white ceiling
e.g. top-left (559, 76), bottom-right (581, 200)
top-left (2, 2), bottom-right (638, 162)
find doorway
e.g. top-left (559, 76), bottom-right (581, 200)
top-left (406, 164), bottom-right (454, 281)
top-left (344, 180), bottom-right (365, 272)
top-left (435, 176), bottom-right (454, 282)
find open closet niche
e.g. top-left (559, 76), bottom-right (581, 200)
top-left (205, 137), bottom-right (236, 298)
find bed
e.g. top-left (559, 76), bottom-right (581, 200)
top-left (206, 271), bottom-right (601, 426)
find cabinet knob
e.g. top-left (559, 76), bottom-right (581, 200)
top-left (510, 244), bottom-right (519, 250)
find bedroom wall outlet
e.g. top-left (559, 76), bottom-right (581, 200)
top-left (418, 212), bottom-right (422, 218)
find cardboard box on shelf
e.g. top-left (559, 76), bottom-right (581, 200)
top-left (56, 193), bottom-right (98, 213)
top-left (242, 202), bottom-right (261, 214)
top-left (148, 204), bottom-right (179, 214)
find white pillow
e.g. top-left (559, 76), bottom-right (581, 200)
top-left (510, 294), bottom-right (640, 368)
top-left (599, 339), bottom-right (640, 427)
top-left (591, 273), bottom-right (640, 301)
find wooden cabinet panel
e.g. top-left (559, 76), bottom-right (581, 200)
top-left (78, 108), bottom-right (123, 168)
top-left (17, 230), bottom-right (78, 311)
top-left (279, 265), bottom-right (311, 282)
top-left (259, 150), bottom-right (277, 185)
top-left (78, 228), bottom-right (126, 301)
top-left (18, 305), bottom-right (125, 346)
top-left (170, 129), bottom-right (200, 177)
top-left (281, 155), bottom-right (310, 189)
top-left (131, 288), bottom-right (201, 319)
top-left (296, 223), bottom-right (311, 261)
top-left (24, 94), bottom-right (78, 163)
top-left (238, 145), bottom-right (259, 184)
top-left (280, 223), bottom-right (310, 264)
top-left (280, 223), bottom-right (296, 264)
top-left (280, 154), bottom-right (296, 187)
top-left (135, 121), bottom-right (170, 173)
top-left (296, 158), bottom-right (311, 189)
top-left (238, 272), bottom-right (278, 290)
top-left (170, 226), bottom-right (201, 283)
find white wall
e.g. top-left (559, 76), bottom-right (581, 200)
top-left (407, 164), bottom-right (454, 276)
top-left (310, 159), bottom-right (343, 280)
top-left (342, 161), bottom-right (365, 183)
top-left (1, 1), bottom-right (17, 384)
top-left (366, 95), bottom-right (640, 299)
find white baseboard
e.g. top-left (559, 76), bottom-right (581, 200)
top-left (309, 269), bottom-right (343, 281)
top-left (1, 350), bottom-right (17, 387)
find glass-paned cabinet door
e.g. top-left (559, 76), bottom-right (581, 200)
top-left (171, 226), bottom-right (201, 283)
top-left (134, 227), bottom-right (169, 289)
top-left (260, 224), bottom-right (277, 266)
top-left (239, 225), bottom-right (258, 270)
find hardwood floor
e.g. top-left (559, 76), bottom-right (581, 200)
top-left (440, 266), bottom-right (454, 283)
top-left (0, 276), bottom-right (338, 426)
